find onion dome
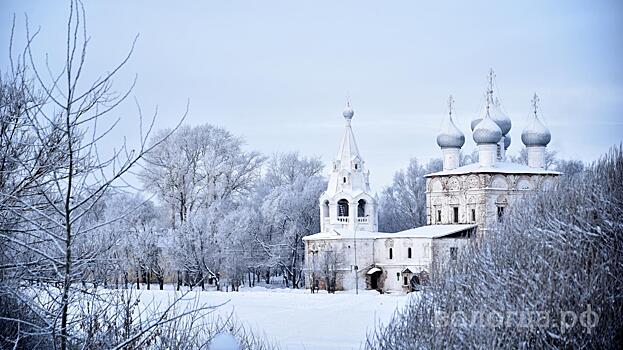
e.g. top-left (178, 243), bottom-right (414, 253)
top-left (470, 117), bottom-right (482, 131)
top-left (522, 94), bottom-right (551, 147)
top-left (504, 134), bottom-right (511, 150)
top-left (343, 102), bottom-right (354, 120)
top-left (437, 96), bottom-right (465, 149)
top-left (473, 109), bottom-right (502, 144)
top-left (490, 98), bottom-right (512, 135)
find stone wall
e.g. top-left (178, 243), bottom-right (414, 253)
top-left (426, 173), bottom-right (558, 233)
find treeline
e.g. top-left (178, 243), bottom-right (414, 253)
top-left (366, 146), bottom-right (623, 349)
top-left (89, 145), bottom-right (326, 292)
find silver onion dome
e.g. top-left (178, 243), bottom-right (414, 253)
top-left (437, 113), bottom-right (465, 149)
top-left (470, 117), bottom-right (482, 131)
top-left (490, 98), bottom-right (512, 135)
top-left (521, 113), bottom-right (551, 147)
top-left (473, 111), bottom-right (503, 144)
top-left (504, 134), bottom-right (511, 150)
top-left (522, 94), bottom-right (551, 147)
top-left (343, 104), bottom-right (354, 120)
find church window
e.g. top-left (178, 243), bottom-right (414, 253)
top-left (471, 208), bottom-right (476, 222)
top-left (355, 163), bottom-right (358, 170)
top-left (453, 207), bottom-right (459, 223)
top-left (323, 200), bottom-right (330, 217)
top-left (357, 199), bottom-right (366, 217)
top-left (436, 209), bottom-right (442, 223)
top-left (497, 206), bottom-right (505, 222)
top-left (407, 247), bottom-right (412, 259)
top-left (403, 276), bottom-right (408, 285)
top-left (338, 199), bottom-right (349, 217)
top-left (450, 247), bottom-right (458, 260)
top-left (389, 248), bottom-right (393, 259)
top-left (396, 272), bottom-right (400, 281)
top-left (343, 176), bottom-right (347, 184)
top-left (497, 144), bottom-right (501, 158)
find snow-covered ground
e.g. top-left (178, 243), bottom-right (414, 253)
top-left (136, 286), bottom-right (411, 350)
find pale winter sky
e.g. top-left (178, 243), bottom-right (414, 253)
top-left (1, 0), bottom-right (622, 190)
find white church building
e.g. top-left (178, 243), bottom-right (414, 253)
top-left (303, 71), bottom-right (559, 293)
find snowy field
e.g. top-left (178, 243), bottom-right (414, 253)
top-left (136, 286), bottom-right (412, 350)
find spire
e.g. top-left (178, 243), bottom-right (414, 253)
top-left (321, 101), bottom-right (377, 232)
top-left (471, 69), bottom-right (495, 131)
top-left (532, 93), bottom-right (540, 116)
top-left (487, 68), bottom-right (495, 101)
top-left (448, 94), bottom-right (455, 118)
top-left (336, 101), bottom-right (361, 169)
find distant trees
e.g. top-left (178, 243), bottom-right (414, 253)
top-left (139, 124), bottom-right (264, 291)
top-left (366, 146), bottom-right (623, 349)
top-left (507, 147), bottom-right (558, 169)
top-left (138, 136), bottom-right (326, 290)
top-left (252, 153), bottom-right (326, 288)
top-left (377, 158), bottom-right (442, 232)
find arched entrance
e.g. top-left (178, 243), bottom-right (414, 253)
top-left (366, 267), bottom-right (383, 290)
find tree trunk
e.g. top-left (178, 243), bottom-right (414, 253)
top-left (146, 270), bottom-right (151, 290)
top-left (176, 270), bottom-right (181, 291)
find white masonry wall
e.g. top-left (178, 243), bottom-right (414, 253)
top-left (426, 173), bottom-right (558, 234)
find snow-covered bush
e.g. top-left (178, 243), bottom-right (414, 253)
top-left (366, 146), bottom-right (623, 349)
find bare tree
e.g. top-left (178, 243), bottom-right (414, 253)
top-left (0, 2), bottom-right (191, 348)
top-left (378, 158), bottom-right (441, 232)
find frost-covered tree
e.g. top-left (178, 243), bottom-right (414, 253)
top-left (378, 158), bottom-right (442, 232)
top-left (140, 124), bottom-right (264, 289)
top-left (140, 124), bottom-right (263, 228)
top-left (508, 147), bottom-right (558, 169)
top-left (251, 153), bottom-right (326, 288)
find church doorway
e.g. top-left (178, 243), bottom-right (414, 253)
top-left (366, 267), bottom-right (383, 290)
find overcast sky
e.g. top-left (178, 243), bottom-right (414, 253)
top-left (2, 0), bottom-right (622, 190)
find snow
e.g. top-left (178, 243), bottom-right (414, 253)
top-left (136, 286), bottom-right (411, 350)
top-left (424, 161), bottom-right (560, 177)
top-left (210, 332), bottom-right (240, 350)
top-left (304, 224), bottom-right (476, 240)
top-left (391, 224), bottom-right (477, 238)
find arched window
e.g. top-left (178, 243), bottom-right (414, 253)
top-left (355, 163), bottom-right (358, 170)
top-left (407, 247), bottom-right (412, 259)
top-left (389, 248), bottom-right (393, 259)
top-left (357, 199), bottom-right (366, 217)
top-left (337, 199), bottom-right (349, 217)
top-left (343, 176), bottom-right (347, 184)
top-left (323, 200), bottom-right (330, 217)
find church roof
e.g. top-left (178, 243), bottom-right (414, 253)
top-left (303, 224), bottom-right (477, 241)
top-left (391, 224), bottom-right (477, 238)
top-left (336, 114), bottom-right (361, 169)
top-left (424, 161), bottom-right (560, 177)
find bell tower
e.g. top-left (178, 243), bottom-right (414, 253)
top-left (319, 102), bottom-right (378, 232)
